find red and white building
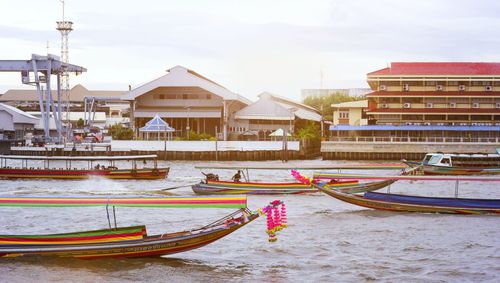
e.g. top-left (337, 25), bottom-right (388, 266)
top-left (331, 62), bottom-right (500, 142)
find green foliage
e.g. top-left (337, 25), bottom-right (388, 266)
top-left (177, 131), bottom-right (216, 141)
top-left (303, 92), bottom-right (365, 121)
top-left (76, 118), bottom-right (84, 128)
top-left (296, 121), bottom-right (320, 139)
top-left (108, 123), bottom-right (134, 140)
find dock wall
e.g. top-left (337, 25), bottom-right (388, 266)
top-left (9, 149), bottom-right (302, 161)
top-left (321, 141), bottom-right (500, 160)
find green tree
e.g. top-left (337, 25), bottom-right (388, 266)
top-left (76, 118), bottom-right (84, 128)
top-left (303, 92), bottom-right (365, 121)
top-left (296, 121), bottom-right (321, 139)
top-left (108, 123), bottom-right (134, 140)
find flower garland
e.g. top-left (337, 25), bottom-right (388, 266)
top-left (258, 200), bottom-right (288, 242)
top-left (290, 169), bottom-right (315, 185)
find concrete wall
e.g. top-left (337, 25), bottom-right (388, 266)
top-left (322, 141), bottom-right (500, 160)
top-left (111, 140), bottom-right (300, 151)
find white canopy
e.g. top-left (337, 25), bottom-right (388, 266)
top-left (269, 128), bottom-right (291, 137)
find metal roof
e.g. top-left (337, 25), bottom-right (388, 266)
top-left (0, 84), bottom-right (125, 102)
top-left (235, 92), bottom-right (321, 122)
top-left (139, 114), bottom-right (175, 132)
top-left (121, 65), bottom-right (252, 105)
top-left (368, 62), bottom-right (500, 76)
top-left (330, 125), bottom-right (500, 131)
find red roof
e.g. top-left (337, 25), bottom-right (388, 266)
top-left (367, 91), bottom-right (500, 97)
top-left (367, 108), bottom-right (500, 114)
top-left (368, 62), bottom-right (500, 76)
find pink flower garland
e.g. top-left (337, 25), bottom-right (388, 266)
top-left (259, 200), bottom-right (288, 242)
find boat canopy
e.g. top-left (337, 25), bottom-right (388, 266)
top-left (0, 154), bottom-right (159, 161)
top-left (313, 172), bottom-right (500, 182)
top-left (0, 196), bottom-right (247, 209)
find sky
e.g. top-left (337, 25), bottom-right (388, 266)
top-left (0, 0), bottom-right (499, 101)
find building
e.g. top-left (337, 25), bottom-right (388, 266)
top-left (0, 103), bottom-right (39, 139)
top-left (0, 84), bottom-right (129, 124)
top-left (234, 92), bottom-right (322, 140)
top-left (331, 62), bottom-right (500, 141)
top-left (331, 100), bottom-right (368, 126)
top-left (301, 88), bottom-right (371, 100)
top-left (122, 65), bottom-right (251, 140)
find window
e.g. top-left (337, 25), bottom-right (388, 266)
top-left (159, 94), bottom-right (165, 99)
top-left (182, 94), bottom-right (188, 99)
top-left (206, 94), bottom-right (211, 99)
top-left (339, 111), bottom-right (349, 119)
top-left (428, 155), bottom-right (443, 165)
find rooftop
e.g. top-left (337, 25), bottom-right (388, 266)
top-left (368, 62), bottom-right (500, 76)
top-left (0, 84), bottom-right (125, 102)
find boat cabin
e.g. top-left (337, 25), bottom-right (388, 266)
top-left (422, 152), bottom-right (500, 168)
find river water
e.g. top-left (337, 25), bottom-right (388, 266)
top-left (0, 160), bottom-right (499, 282)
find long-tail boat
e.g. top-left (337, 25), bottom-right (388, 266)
top-left (192, 179), bottom-right (318, 195)
top-left (0, 155), bottom-right (169, 180)
top-left (190, 163), bottom-right (405, 195)
top-left (313, 173), bottom-right (500, 214)
top-left (402, 151), bottom-right (500, 175)
top-left (315, 182), bottom-right (500, 215)
top-left (0, 196), bottom-right (259, 259)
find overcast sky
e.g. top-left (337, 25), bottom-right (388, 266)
top-left (1, 0), bottom-right (499, 101)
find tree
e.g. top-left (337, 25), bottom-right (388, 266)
top-left (296, 121), bottom-right (320, 139)
top-left (76, 118), bottom-right (84, 128)
top-left (303, 92), bottom-right (365, 121)
top-left (108, 123), bottom-right (134, 140)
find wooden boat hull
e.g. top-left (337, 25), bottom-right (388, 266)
top-left (326, 179), bottom-right (396, 194)
top-left (0, 211), bottom-right (258, 259)
top-left (315, 183), bottom-right (500, 215)
top-left (0, 167), bottom-right (169, 180)
top-left (421, 165), bottom-right (500, 176)
top-left (192, 180), bottom-right (317, 195)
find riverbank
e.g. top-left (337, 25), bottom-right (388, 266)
top-left (10, 141), bottom-right (304, 161)
top-left (322, 141), bottom-right (500, 160)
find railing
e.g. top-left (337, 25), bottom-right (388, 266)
top-left (328, 136), bottom-right (500, 143)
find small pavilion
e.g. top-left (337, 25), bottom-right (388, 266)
top-left (139, 114), bottom-right (175, 140)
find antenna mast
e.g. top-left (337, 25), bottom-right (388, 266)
top-left (56, 0), bottom-right (73, 141)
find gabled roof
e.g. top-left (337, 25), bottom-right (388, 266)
top-left (368, 62), bottom-right (500, 76)
top-left (235, 92), bottom-right (321, 122)
top-left (0, 84), bottom-right (125, 102)
top-left (0, 103), bottom-right (39, 125)
top-left (122, 65), bottom-right (252, 105)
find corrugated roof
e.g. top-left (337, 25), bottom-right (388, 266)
top-left (368, 62), bottom-right (500, 76)
top-left (0, 103), bottom-right (39, 128)
top-left (235, 92), bottom-right (321, 122)
top-left (262, 92), bottom-right (318, 112)
top-left (0, 84), bottom-right (125, 102)
top-left (122, 65), bottom-right (252, 105)
top-left (330, 125), bottom-right (500, 131)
